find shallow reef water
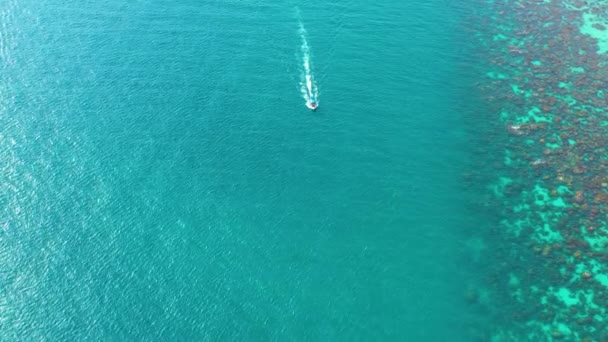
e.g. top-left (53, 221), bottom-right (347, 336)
top-left (475, 0), bottom-right (608, 340)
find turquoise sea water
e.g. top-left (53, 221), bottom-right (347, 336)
top-left (1, 0), bottom-right (490, 340)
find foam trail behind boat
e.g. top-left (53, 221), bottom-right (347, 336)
top-left (298, 18), bottom-right (318, 109)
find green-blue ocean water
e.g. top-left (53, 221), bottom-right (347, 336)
top-left (0, 0), bottom-right (489, 340)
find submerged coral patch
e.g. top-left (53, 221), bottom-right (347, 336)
top-left (475, 0), bottom-right (608, 339)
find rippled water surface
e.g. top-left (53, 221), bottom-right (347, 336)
top-left (0, 1), bottom-right (495, 340)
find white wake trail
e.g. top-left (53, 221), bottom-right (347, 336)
top-left (298, 21), bottom-right (318, 109)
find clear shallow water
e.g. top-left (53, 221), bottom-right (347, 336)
top-left (1, 0), bottom-right (487, 340)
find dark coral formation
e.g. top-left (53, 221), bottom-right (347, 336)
top-left (471, 0), bottom-right (608, 340)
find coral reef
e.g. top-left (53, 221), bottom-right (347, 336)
top-left (474, 0), bottom-right (608, 340)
